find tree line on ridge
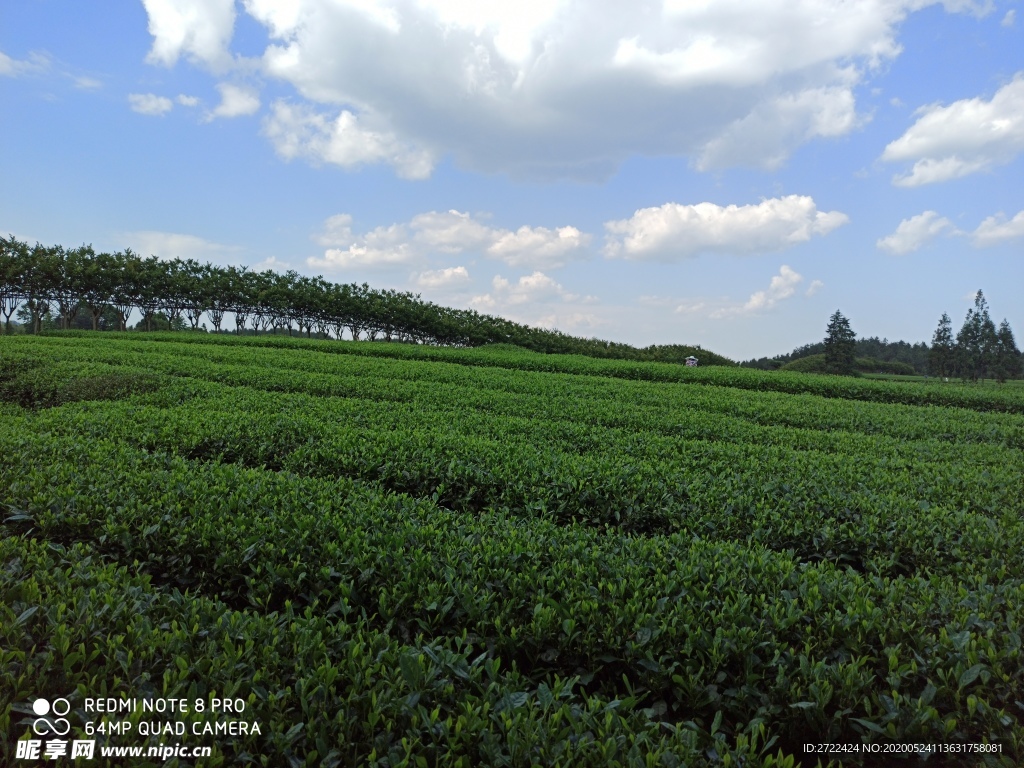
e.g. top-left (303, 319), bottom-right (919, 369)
top-left (0, 236), bottom-right (734, 365)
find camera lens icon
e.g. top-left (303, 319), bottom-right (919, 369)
top-left (32, 697), bottom-right (71, 736)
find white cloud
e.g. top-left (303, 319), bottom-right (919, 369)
top-left (882, 74), bottom-right (1024, 186)
top-left (470, 272), bottom-right (593, 326)
top-left (177, 94), bottom-right (200, 107)
top-left (698, 83), bottom-right (861, 170)
top-left (468, 270), bottom-right (604, 335)
top-left (124, 231), bottom-right (241, 262)
top-left (674, 300), bottom-right (709, 315)
top-left (1002, 9), bottom-right (1016, 26)
top-left (604, 195), bottom-right (848, 261)
top-left (315, 213), bottom-right (356, 247)
top-left (487, 226), bottom-right (590, 268)
top-left (489, 272), bottom-right (579, 305)
top-left (0, 51), bottom-right (18, 76)
top-left (972, 210), bottom-right (1024, 246)
top-left (142, 0), bottom-right (236, 71)
top-left (0, 50), bottom-right (50, 77)
top-left (404, 210), bottom-right (589, 267)
top-left (673, 265), bottom-right (817, 318)
top-left (309, 210), bottom-right (589, 272)
top-left (206, 82), bottom-right (261, 120)
top-left (130, 0), bottom-right (990, 177)
top-left (128, 93), bottom-right (174, 116)
top-left (263, 100), bottom-right (435, 179)
top-left (533, 311), bottom-right (606, 333)
top-left (251, 255), bottom-right (291, 271)
top-left (876, 211), bottom-right (958, 254)
top-left (410, 210), bottom-right (495, 252)
top-left (411, 211), bottom-right (590, 268)
top-left (727, 264), bottom-right (804, 316)
top-left (308, 223), bottom-right (414, 270)
top-left (73, 75), bottom-right (102, 90)
top-left (414, 266), bottom-right (471, 288)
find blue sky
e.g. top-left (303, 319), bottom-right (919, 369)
top-left (1, 0), bottom-right (1022, 359)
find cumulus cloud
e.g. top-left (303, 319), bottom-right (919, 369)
top-left (401, 210), bottom-right (589, 267)
top-left (410, 210), bottom-right (495, 253)
top-left (177, 94), bottom-right (199, 107)
top-left (673, 265), bottom-right (818, 319)
top-left (723, 264), bottom-right (804, 316)
top-left (128, 93), bottom-right (174, 116)
top-left (882, 74), bottom-right (1024, 186)
top-left (315, 213), bottom-right (356, 247)
top-left (470, 272), bottom-right (593, 327)
top-left (137, 0), bottom-right (992, 178)
top-left (308, 224), bottom-right (414, 270)
top-left (142, 0), bottom-right (236, 70)
top-left (416, 211), bottom-right (589, 268)
top-left (414, 266), bottom-right (471, 288)
top-left (972, 209), bottom-right (1024, 246)
top-left (698, 83), bottom-right (860, 170)
top-left (124, 231), bottom-right (241, 261)
top-left (1002, 9), bottom-right (1016, 26)
top-left (604, 195), bottom-right (848, 261)
top-left (251, 255), bottom-right (292, 271)
top-left (487, 226), bottom-right (589, 268)
top-left (876, 211), bottom-right (958, 254)
top-left (309, 210), bottom-right (589, 272)
top-left (443, 268), bottom-right (604, 337)
top-left (263, 100), bottom-right (435, 179)
top-left (206, 82), bottom-right (261, 120)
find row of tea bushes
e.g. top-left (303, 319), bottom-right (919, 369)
top-left (39, 331), bottom-right (1024, 413)
top-left (10, 336), bottom-right (1024, 447)
top-left (23, 380), bottom-right (1024, 579)
top-left (5, 535), bottom-right (785, 768)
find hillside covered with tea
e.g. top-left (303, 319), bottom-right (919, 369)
top-left (2, 332), bottom-right (1023, 767)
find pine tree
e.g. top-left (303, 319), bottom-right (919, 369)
top-left (928, 312), bottom-right (954, 378)
top-left (993, 319), bottom-right (1022, 382)
top-left (824, 310), bottom-right (856, 375)
top-left (955, 290), bottom-right (998, 381)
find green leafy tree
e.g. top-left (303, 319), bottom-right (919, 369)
top-left (136, 256), bottom-right (172, 332)
top-left (178, 259), bottom-right (207, 329)
top-left (79, 251), bottom-right (120, 331)
top-left (823, 310), bottom-right (856, 375)
top-left (108, 249), bottom-right (146, 331)
top-left (229, 266), bottom-right (254, 334)
top-left (52, 244), bottom-right (94, 329)
top-left (0, 235), bottom-right (29, 333)
top-left (158, 258), bottom-right (188, 330)
top-left (23, 242), bottom-right (62, 334)
top-left (929, 312), bottom-right (955, 378)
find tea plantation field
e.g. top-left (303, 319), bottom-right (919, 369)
top-left (2, 332), bottom-right (1024, 767)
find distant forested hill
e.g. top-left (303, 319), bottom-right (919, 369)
top-left (742, 337), bottom-right (930, 374)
